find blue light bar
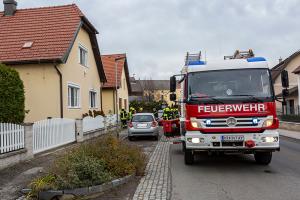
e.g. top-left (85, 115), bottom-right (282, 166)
top-left (188, 60), bottom-right (206, 65)
top-left (252, 118), bottom-right (259, 125)
top-left (247, 57), bottom-right (266, 62)
top-left (205, 119), bottom-right (212, 126)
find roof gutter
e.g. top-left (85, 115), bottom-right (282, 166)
top-left (54, 65), bottom-right (63, 118)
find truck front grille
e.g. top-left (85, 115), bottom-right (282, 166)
top-left (199, 117), bottom-right (267, 128)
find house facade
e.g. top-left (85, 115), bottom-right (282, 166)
top-left (129, 79), bottom-right (181, 106)
top-left (271, 51), bottom-right (300, 114)
top-left (101, 54), bottom-right (131, 115)
top-left (0, 2), bottom-right (106, 122)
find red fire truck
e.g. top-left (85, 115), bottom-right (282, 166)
top-left (169, 50), bottom-right (288, 165)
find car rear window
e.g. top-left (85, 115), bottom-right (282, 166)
top-left (132, 115), bottom-right (154, 122)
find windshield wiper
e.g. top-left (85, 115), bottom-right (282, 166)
top-left (189, 95), bottom-right (224, 104)
top-left (230, 94), bottom-right (263, 103)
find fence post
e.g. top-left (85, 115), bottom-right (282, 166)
top-left (24, 123), bottom-right (34, 159)
top-left (104, 117), bottom-right (108, 132)
top-left (76, 119), bottom-right (84, 142)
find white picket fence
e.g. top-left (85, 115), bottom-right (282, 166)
top-left (33, 118), bottom-right (76, 154)
top-left (0, 123), bottom-right (25, 154)
top-left (83, 116), bottom-right (105, 134)
top-left (106, 114), bottom-right (118, 126)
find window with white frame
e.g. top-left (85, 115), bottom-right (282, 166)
top-left (79, 44), bottom-right (88, 67)
top-left (68, 83), bottom-right (80, 108)
top-left (89, 90), bottom-right (97, 108)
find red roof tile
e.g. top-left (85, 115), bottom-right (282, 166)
top-left (0, 4), bottom-right (83, 63)
top-left (101, 54), bottom-right (127, 88)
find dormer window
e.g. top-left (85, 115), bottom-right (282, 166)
top-left (23, 41), bottom-right (33, 48)
top-left (79, 44), bottom-right (88, 67)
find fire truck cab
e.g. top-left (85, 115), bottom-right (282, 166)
top-left (170, 50), bottom-right (283, 165)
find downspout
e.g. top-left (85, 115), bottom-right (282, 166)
top-left (100, 84), bottom-right (103, 111)
top-left (54, 65), bottom-right (63, 118)
top-left (113, 89), bottom-right (116, 114)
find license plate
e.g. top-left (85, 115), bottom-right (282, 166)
top-left (221, 135), bottom-right (244, 142)
top-left (137, 123), bottom-right (148, 128)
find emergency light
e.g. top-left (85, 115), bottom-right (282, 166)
top-left (252, 118), bottom-right (259, 125)
top-left (205, 119), bottom-right (212, 126)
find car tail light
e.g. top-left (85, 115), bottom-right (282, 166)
top-left (152, 121), bottom-right (157, 127)
top-left (128, 122), bottom-right (133, 128)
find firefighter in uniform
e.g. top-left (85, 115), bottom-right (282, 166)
top-left (163, 107), bottom-right (170, 120)
top-left (128, 107), bottom-right (136, 121)
top-left (174, 108), bottom-right (179, 119)
top-left (139, 107), bottom-right (143, 113)
top-left (120, 109), bottom-right (128, 128)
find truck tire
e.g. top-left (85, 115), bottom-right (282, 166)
top-left (185, 150), bottom-right (194, 165)
top-left (254, 152), bottom-right (272, 165)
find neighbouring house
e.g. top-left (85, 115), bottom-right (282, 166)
top-left (271, 50), bottom-right (300, 115)
top-left (129, 79), bottom-right (181, 106)
top-left (101, 54), bottom-right (131, 115)
top-left (129, 77), bottom-right (144, 102)
top-left (0, 1), bottom-right (106, 122)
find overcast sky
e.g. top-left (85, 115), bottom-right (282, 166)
top-left (2, 0), bottom-right (300, 79)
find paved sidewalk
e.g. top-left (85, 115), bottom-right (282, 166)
top-left (279, 129), bottom-right (300, 140)
top-left (133, 137), bottom-right (171, 200)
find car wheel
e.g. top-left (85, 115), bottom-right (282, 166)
top-left (128, 136), bottom-right (134, 141)
top-left (185, 149), bottom-right (194, 165)
top-left (254, 152), bottom-right (272, 165)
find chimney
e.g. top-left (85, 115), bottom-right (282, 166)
top-left (3, 0), bottom-right (17, 16)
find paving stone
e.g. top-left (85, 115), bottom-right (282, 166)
top-left (132, 136), bottom-right (171, 200)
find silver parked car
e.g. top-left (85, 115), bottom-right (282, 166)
top-left (128, 113), bottom-right (159, 140)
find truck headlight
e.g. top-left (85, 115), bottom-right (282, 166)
top-left (262, 119), bottom-right (273, 127)
top-left (190, 117), bottom-right (201, 128)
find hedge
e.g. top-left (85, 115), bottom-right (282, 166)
top-left (0, 64), bottom-right (25, 123)
top-left (278, 115), bottom-right (300, 123)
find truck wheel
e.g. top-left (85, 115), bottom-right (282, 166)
top-left (185, 150), bottom-right (194, 165)
top-left (254, 152), bottom-right (272, 165)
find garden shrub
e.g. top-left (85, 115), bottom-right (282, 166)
top-left (85, 135), bottom-right (146, 177)
top-left (52, 151), bottom-right (111, 189)
top-left (29, 134), bottom-right (146, 194)
top-left (0, 64), bottom-right (25, 123)
top-left (93, 110), bottom-right (105, 117)
top-left (27, 174), bottom-right (57, 199)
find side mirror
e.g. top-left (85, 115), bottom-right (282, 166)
top-left (170, 76), bottom-right (176, 92)
top-left (281, 70), bottom-right (289, 88)
top-left (170, 93), bottom-right (177, 101)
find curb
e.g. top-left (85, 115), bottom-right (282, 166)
top-left (280, 134), bottom-right (300, 141)
top-left (22, 174), bottom-right (134, 200)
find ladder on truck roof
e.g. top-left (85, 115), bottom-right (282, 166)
top-left (185, 52), bottom-right (202, 66)
top-left (224, 49), bottom-right (255, 60)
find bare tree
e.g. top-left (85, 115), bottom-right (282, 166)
top-left (142, 77), bottom-right (155, 102)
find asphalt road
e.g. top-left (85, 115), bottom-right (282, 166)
top-left (170, 136), bottom-right (300, 200)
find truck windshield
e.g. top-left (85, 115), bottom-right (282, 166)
top-left (187, 69), bottom-right (273, 103)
